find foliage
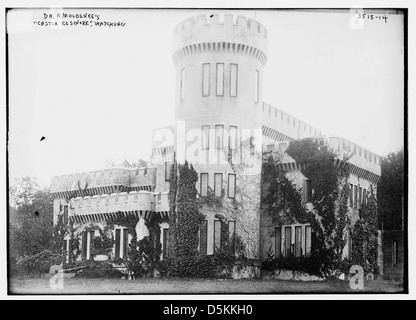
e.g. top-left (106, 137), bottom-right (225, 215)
top-left (105, 157), bottom-right (148, 169)
top-left (124, 214), bottom-right (165, 278)
top-left (349, 193), bottom-right (379, 274)
top-left (92, 235), bottom-right (115, 256)
top-left (262, 256), bottom-right (324, 276)
top-left (16, 250), bottom-right (64, 277)
top-left (261, 156), bottom-right (307, 225)
top-left (167, 160), bottom-right (178, 264)
top-left (51, 212), bottom-right (68, 253)
top-left (9, 177), bottom-right (55, 274)
top-left (167, 161), bottom-right (205, 277)
top-left (74, 261), bottom-right (124, 279)
top-left (167, 252), bottom-right (258, 279)
top-left (261, 139), bottom-right (353, 276)
top-left (378, 148), bottom-right (404, 230)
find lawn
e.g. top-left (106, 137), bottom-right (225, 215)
top-left (9, 276), bottom-right (404, 295)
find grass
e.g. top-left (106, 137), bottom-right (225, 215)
top-left (9, 276), bottom-right (405, 295)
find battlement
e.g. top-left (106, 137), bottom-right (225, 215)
top-left (173, 14), bottom-right (268, 58)
top-left (50, 167), bottom-right (157, 194)
top-left (328, 136), bottom-right (381, 175)
top-left (261, 102), bottom-right (381, 177)
top-left (262, 102), bottom-right (323, 141)
top-left (68, 190), bottom-right (169, 216)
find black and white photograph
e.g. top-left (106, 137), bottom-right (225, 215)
top-left (4, 3), bottom-right (409, 299)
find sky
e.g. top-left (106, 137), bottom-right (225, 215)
top-left (7, 8), bottom-right (405, 187)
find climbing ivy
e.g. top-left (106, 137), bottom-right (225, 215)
top-left (261, 155), bottom-right (307, 225)
top-left (262, 138), bottom-right (354, 276)
top-left (349, 192), bottom-right (379, 274)
top-left (167, 161), bottom-right (206, 277)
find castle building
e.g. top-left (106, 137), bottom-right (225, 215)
top-left (50, 14), bottom-right (381, 272)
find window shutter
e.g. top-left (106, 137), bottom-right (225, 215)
top-left (199, 220), bottom-right (208, 254)
top-left (228, 221), bottom-right (236, 255)
top-left (163, 228), bottom-right (170, 259)
top-left (115, 229), bottom-right (121, 259)
top-left (275, 227), bottom-right (281, 258)
top-left (214, 220), bottom-right (222, 253)
top-left (123, 229), bottom-right (129, 259)
top-left (305, 226), bottom-right (312, 257)
top-left (295, 226), bottom-right (302, 257)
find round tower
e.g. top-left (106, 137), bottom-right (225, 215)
top-left (172, 13), bottom-right (268, 260)
top-left (173, 13), bottom-right (267, 137)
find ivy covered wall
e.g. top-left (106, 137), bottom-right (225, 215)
top-left (260, 138), bottom-right (379, 277)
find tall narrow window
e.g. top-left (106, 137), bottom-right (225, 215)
top-left (392, 241), bottom-right (398, 266)
top-left (349, 184), bottom-right (353, 207)
top-left (180, 68), bottom-right (185, 100)
top-left (202, 63), bottom-right (210, 96)
top-left (275, 227), bottom-right (282, 259)
top-left (285, 226), bottom-right (292, 257)
top-left (202, 125), bottom-right (210, 150)
top-left (228, 174), bottom-right (236, 198)
top-left (229, 126), bottom-right (237, 150)
top-left (363, 188), bottom-right (367, 206)
top-left (354, 185), bottom-right (358, 209)
top-left (115, 229), bottom-right (121, 259)
top-left (63, 205), bottom-right (68, 226)
top-left (228, 221), bottom-right (236, 255)
top-left (303, 179), bottom-right (312, 202)
top-left (63, 239), bottom-right (68, 257)
top-left (255, 70), bottom-right (260, 103)
top-left (216, 63), bottom-right (224, 96)
top-left (200, 220), bottom-right (208, 254)
top-left (89, 230), bottom-right (95, 260)
top-left (123, 229), bottom-right (129, 259)
top-left (165, 162), bottom-right (172, 181)
top-left (358, 187), bottom-right (362, 208)
top-left (65, 239), bottom-right (70, 263)
top-left (215, 125), bottom-right (224, 149)
top-left (214, 220), bottom-right (222, 253)
top-left (230, 63), bottom-right (238, 97)
top-left (82, 231), bottom-right (88, 261)
top-left (295, 226), bottom-right (302, 257)
top-left (305, 226), bottom-right (312, 257)
top-left (163, 228), bottom-right (170, 259)
top-left (200, 173), bottom-right (208, 197)
top-left (214, 173), bottom-right (223, 197)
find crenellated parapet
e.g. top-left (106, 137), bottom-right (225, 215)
top-left (172, 14), bottom-right (268, 65)
top-left (260, 102), bottom-right (381, 183)
top-left (262, 102), bottom-right (323, 142)
top-left (328, 136), bottom-right (381, 178)
top-left (50, 167), bottom-right (157, 199)
top-left (68, 190), bottom-right (169, 217)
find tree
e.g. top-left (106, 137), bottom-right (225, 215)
top-left (378, 148), bottom-right (404, 231)
top-left (105, 158), bottom-right (148, 169)
top-left (167, 161), bottom-right (205, 277)
top-left (9, 177), bottom-right (54, 263)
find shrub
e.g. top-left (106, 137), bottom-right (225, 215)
top-left (262, 256), bottom-right (327, 277)
top-left (74, 261), bottom-right (123, 279)
top-left (16, 250), bottom-right (64, 277)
